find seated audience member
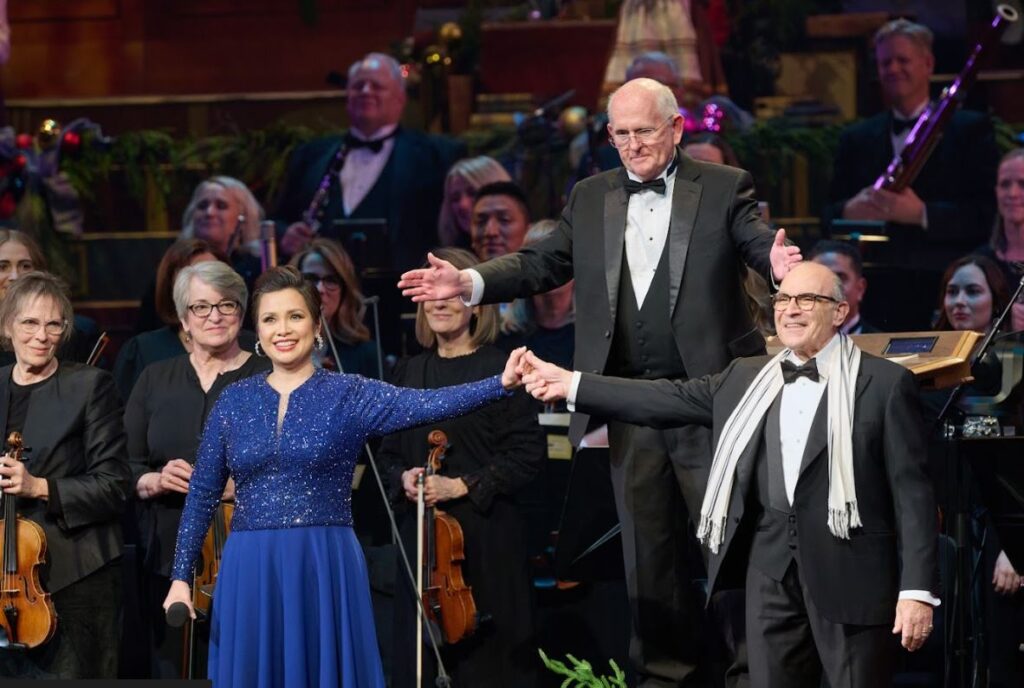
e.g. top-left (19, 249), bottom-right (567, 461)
top-left (977, 148), bottom-right (1024, 295)
top-left (683, 131), bottom-right (739, 167)
top-left (824, 18), bottom-right (998, 272)
top-left (288, 238), bottom-right (379, 378)
top-left (439, 156), bottom-right (512, 250)
top-left (380, 247), bottom-right (544, 688)
top-left (0, 272), bottom-right (130, 679)
top-left (809, 240), bottom-right (879, 334)
top-left (115, 239), bottom-right (249, 400)
top-left (274, 52), bottom-right (464, 271)
top-left (470, 181), bottom-right (531, 262)
top-left (498, 220), bottom-right (575, 370)
top-left (0, 229), bottom-right (101, 364)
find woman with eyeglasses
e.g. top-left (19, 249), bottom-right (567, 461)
top-left (0, 271), bottom-right (130, 678)
top-left (125, 261), bottom-right (270, 678)
top-left (289, 238), bottom-right (379, 377)
top-left (161, 266), bottom-right (525, 687)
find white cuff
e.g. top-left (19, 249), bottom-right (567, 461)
top-left (899, 589), bottom-right (941, 607)
top-left (566, 371), bottom-right (583, 412)
top-left (463, 269), bottom-right (484, 307)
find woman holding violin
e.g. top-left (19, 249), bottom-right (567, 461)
top-left (0, 271), bottom-right (130, 678)
top-left (126, 261), bottom-right (269, 678)
top-left (380, 248), bottom-right (545, 687)
top-left (162, 266), bottom-right (526, 688)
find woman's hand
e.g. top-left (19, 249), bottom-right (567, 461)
top-left (402, 467), bottom-right (425, 502)
top-left (163, 579), bottom-right (196, 621)
top-left (502, 346), bottom-right (527, 390)
top-left (0, 454), bottom-right (47, 499)
top-left (160, 459), bottom-right (194, 495)
top-left (423, 475), bottom-right (468, 507)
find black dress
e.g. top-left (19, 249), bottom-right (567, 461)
top-left (379, 346), bottom-right (545, 687)
top-left (124, 352), bottom-right (270, 678)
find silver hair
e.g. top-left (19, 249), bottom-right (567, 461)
top-left (607, 77), bottom-right (680, 122)
top-left (181, 176), bottom-right (264, 246)
top-left (874, 18), bottom-right (933, 53)
top-left (348, 52), bottom-right (405, 85)
top-left (829, 272), bottom-right (845, 303)
top-left (626, 51), bottom-right (680, 81)
top-left (173, 261), bottom-right (249, 322)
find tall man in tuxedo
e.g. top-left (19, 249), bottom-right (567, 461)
top-left (520, 262), bottom-right (939, 688)
top-left (824, 18), bottom-right (999, 326)
top-left (399, 77), bottom-right (801, 686)
top-left (274, 52), bottom-right (464, 272)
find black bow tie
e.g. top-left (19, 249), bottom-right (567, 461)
top-left (343, 131), bottom-right (395, 154)
top-left (781, 359), bottom-right (819, 384)
top-left (891, 116), bottom-right (916, 136)
top-left (624, 177), bottom-right (667, 195)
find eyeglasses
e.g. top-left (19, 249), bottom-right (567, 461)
top-left (771, 293), bottom-right (840, 311)
top-left (302, 273), bottom-right (343, 292)
top-left (609, 115), bottom-right (676, 148)
top-left (187, 301), bottom-right (240, 318)
top-left (15, 317), bottom-right (66, 336)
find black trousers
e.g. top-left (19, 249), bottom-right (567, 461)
top-left (607, 420), bottom-right (716, 687)
top-left (746, 562), bottom-right (895, 688)
top-left (0, 559), bottom-right (122, 679)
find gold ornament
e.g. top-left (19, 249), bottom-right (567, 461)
top-left (423, 45), bottom-right (445, 66)
top-left (37, 119), bottom-right (62, 147)
top-left (438, 22), bottom-right (463, 45)
top-left (559, 106), bottom-right (588, 137)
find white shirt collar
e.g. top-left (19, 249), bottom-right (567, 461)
top-left (625, 155), bottom-right (678, 184)
top-left (892, 100), bottom-right (929, 121)
top-left (787, 332), bottom-right (841, 379)
top-left (349, 123), bottom-right (398, 142)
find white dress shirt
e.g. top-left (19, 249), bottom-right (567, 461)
top-left (340, 124), bottom-right (397, 216)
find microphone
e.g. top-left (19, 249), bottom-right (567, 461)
top-left (166, 601), bottom-right (192, 628)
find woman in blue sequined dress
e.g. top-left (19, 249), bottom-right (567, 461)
top-left (163, 266), bottom-right (526, 687)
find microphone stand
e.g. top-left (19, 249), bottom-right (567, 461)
top-left (319, 314), bottom-right (453, 686)
top-left (934, 274), bottom-right (1024, 688)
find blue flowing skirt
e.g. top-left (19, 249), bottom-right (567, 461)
top-left (209, 526), bottom-right (385, 688)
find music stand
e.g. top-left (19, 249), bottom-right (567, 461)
top-left (327, 218), bottom-right (389, 273)
top-left (967, 438), bottom-right (1024, 571)
top-left (553, 447), bottom-right (624, 582)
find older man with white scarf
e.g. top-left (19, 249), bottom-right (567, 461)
top-left (520, 262), bottom-right (938, 688)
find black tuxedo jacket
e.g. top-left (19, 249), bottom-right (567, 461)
top-left (476, 150), bottom-right (776, 443)
top-left (0, 362), bottom-right (130, 593)
top-left (824, 109), bottom-right (999, 268)
top-left (575, 352), bottom-right (938, 625)
top-left (273, 128), bottom-right (464, 271)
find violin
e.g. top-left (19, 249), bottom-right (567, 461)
top-left (0, 432), bottom-right (57, 649)
top-left (418, 430), bottom-right (477, 645)
top-left (180, 498), bottom-right (233, 678)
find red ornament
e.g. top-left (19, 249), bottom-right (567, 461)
top-left (15, 133), bottom-right (32, 150)
top-left (61, 130), bottom-right (81, 153)
top-left (0, 192), bottom-right (16, 219)
top-left (12, 154), bottom-right (26, 172)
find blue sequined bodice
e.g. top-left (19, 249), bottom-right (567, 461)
top-left (171, 368), bottom-right (506, 581)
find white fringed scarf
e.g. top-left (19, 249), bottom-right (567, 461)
top-left (697, 334), bottom-right (863, 554)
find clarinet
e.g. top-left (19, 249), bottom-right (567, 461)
top-left (302, 141), bottom-right (351, 233)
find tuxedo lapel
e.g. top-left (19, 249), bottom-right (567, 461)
top-left (603, 172), bottom-right (629, 324)
top-left (797, 369), bottom-right (872, 479)
top-left (385, 130), bottom-right (412, 242)
top-left (668, 153), bottom-right (701, 317)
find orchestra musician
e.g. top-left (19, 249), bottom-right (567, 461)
top-left (0, 271), bottom-right (130, 678)
top-left (162, 266), bottom-right (525, 688)
top-left (380, 248), bottom-right (545, 687)
top-left (126, 261), bottom-right (269, 677)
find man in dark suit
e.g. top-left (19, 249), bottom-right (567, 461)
top-left (824, 19), bottom-right (999, 272)
top-left (519, 262), bottom-right (939, 688)
top-left (400, 77), bottom-right (800, 686)
top-left (273, 52), bottom-right (464, 272)
top-left (809, 240), bottom-right (880, 334)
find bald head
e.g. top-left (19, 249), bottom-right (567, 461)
top-left (606, 78), bottom-right (683, 182)
top-left (775, 263), bottom-right (849, 358)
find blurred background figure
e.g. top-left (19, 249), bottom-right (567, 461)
top-left (439, 156), bottom-right (512, 250)
top-left (977, 148), bottom-right (1024, 299)
top-left (682, 131), bottom-right (739, 166)
top-left (810, 240), bottom-right (879, 334)
top-left (470, 181), bottom-right (531, 263)
top-left (288, 238), bottom-right (379, 378)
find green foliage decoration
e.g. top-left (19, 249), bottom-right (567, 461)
top-left (539, 649), bottom-right (626, 688)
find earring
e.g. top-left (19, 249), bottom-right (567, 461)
top-left (255, 340), bottom-right (265, 357)
top-left (184, 331), bottom-right (192, 343)
top-left (315, 333), bottom-right (325, 350)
